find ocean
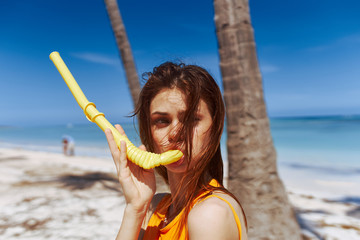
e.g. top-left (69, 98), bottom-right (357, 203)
top-left (0, 122), bottom-right (142, 158)
top-left (1, 116), bottom-right (359, 165)
top-left (1, 115), bottom-right (360, 195)
top-left (269, 116), bottom-right (360, 197)
top-left (271, 116), bottom-right (360, 168)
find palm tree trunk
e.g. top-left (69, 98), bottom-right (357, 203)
top-left (104, 0), bottom-right (141, 106)
top-left (214, 0), bottom-right (302, 239)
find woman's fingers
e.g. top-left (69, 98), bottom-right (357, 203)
top-left (138, 144), bottom-right (147, 151)
top-left (106, 125), bottom-right (153, 179)
top-left (105, 125), bottom-right (131, 178)
top-left (119, 140), bottom-right (128, 171)
top-left (115, 124), bottom-right (127, 137)
top-left (105, 129), bottom-right (121, 172)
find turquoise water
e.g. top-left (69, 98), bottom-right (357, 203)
top-left (1, 116), bottom-right (359, 170)
top-left (2, 115), bottom-right (359, 197)
top-left (271, 116), bottom-right (360, 152)
top-left (0, 122), bottom-right (142, 158)
top-left (270, 116), bottom-right (360, 169)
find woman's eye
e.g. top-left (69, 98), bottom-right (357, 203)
top-left (152, 118), bottom-right (170, 127)
top-left (194, 115), bottom-right (201, 122)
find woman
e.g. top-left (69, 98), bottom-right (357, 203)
top-left (105, 62), bottom-right (247, 240)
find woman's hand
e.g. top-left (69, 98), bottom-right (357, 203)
top-left (105, 124), bottom-right (156, 214)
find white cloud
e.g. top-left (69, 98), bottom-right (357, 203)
top-left (306, 33), bottom-right (360, 52)
top-left (71, 52), bottom-right (120, 66)
top-left (260, 64), bottom-right (279, 73)
top-left (338, 34), bottom-right (360, 44)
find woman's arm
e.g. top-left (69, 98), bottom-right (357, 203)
top-left (116, 205), bottom-right (149, 240)
top-left (105, 124), bottom-right (156, 240)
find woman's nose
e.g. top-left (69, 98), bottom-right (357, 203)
top-left (168, 123), bottom-right (183, 144)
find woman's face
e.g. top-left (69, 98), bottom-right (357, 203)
top-left (150, 88), bottom-right (213, 173)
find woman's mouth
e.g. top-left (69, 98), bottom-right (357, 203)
top-left (166, 154), bottom-right (185, 167)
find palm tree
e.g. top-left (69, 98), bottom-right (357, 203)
top-left (104, 0), bottom-right (141, 106)
top-left (213, 0), bottom-right (302, 239)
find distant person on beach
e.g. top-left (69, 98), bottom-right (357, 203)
top-left (62, 135), bottom-right (75, 156)
top-left (105, 62), bottom-right (247, 240)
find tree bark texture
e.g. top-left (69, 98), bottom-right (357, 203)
top-left (104, 0), bottom-right (141, 106)
top-left (214, 0), bottom-right (302, 239)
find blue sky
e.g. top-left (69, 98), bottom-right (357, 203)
top-left (1, 0), bottom-right (359, 126)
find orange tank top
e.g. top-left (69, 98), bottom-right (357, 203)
top-left (143, 179), bottom-right (242, 240)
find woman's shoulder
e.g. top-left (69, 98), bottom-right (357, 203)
top-left (188, 191), bottom-right (247, 240)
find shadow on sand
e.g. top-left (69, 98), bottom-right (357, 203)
top-left (57, 172), bottom-right (121, 192)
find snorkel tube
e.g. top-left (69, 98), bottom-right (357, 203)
top-left (49, 51), bottom-right (183, 169)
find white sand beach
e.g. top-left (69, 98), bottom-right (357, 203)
top-left (0, 147), bottom-right (359, 240)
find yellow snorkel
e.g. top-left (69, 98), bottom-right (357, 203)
top-left (49, 51), bottom-right (183, 169)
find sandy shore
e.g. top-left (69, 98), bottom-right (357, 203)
top-left (0, 148), bottom-right (359, 239)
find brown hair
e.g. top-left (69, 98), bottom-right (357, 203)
top-left (134, 62), bottom-right (239, 236)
